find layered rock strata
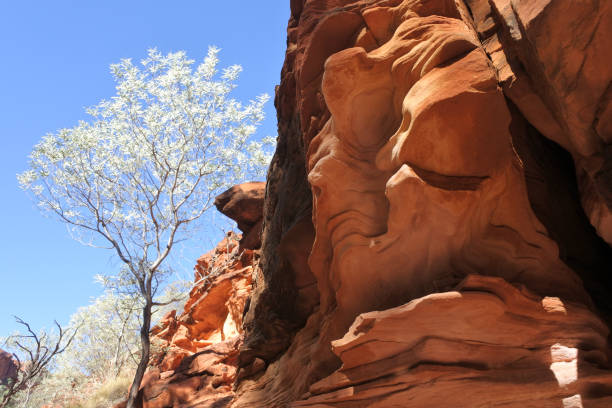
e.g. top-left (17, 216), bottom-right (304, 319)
top-left (233, 0), bottom-right (612, 407)
top-left (120, 183), bottom-right (265, 408)
top-left (129, 233), bottom-right (253, 408)
top-left (467, 0), bottom-right (612, 246)
top-left (138, 1), bottom-right (612, 406)
top-left (296, 275), bottom-right (612, 407)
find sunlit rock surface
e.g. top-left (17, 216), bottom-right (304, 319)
top-left (114, 232), bottom-right (254, 408)
top-left (127, 1), bottom-right (612, 406)
top-left (232, 0), bottom-right (612, 407)
top-left (473, 0), bottom-right (612, 246)
top-left (296, 276), bottom-right (612, 407)
top-left (214, 182), bottom-right (266, 249)
top-left (123, 183), bottom-right (267, 407)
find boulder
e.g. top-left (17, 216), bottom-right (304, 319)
top-left (214, 182), bottom-right (265, 249)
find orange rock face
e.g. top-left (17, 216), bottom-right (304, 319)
top-left (141, 1), bottom-right (612, 407)
top-left (135, 232), bottom-right (256, 408)
top-left (479, 0), bottom-right (612, 246)
top-left (121, 183), bottom-right (265, 407)
top-left (297, 276), bottom-right (612, 407)
top-left (232, 0), bottom-right (612, 407)
top-left (214, 182), bottom-right (266, 249)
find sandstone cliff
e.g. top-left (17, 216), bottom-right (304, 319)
top-left (237, 0), bottom-right (612, 406)
top-left (121, 183), bottom-right (264, 408)
top-left (142, 1), bottom-right (612, 407)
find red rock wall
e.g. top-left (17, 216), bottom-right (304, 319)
top-left (128, 233), bottom-right (254, 408)
top-left (140, 2), bottom-right (612, 407)
top-left (233, 0), bottom-right (612, 407)
top-left (123, 183), bottom-right (266, 408)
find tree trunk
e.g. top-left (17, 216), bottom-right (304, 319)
top-left (0, 392), bottom-right (10, 408)
top-left (22, 383), bottom-right (32, 407)
top-left (126, 299), bottom-right (152, 408)
top-left (0, 387), bottom-right (16, 408)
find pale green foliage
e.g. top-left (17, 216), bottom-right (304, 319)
top-left (58, 287), bottom-right (186, 381)
top-left (60, 291), bottom-right (141, 380)
top-left (0, 388), bottom-right (7, 406)
top-left (17, 46), bottom-right (273, 297)
top-left (8, 291), bottom-right (140, 407)
top-left (152, 277), bottom-right (192, 318)
top-left (17, 46), bottom-right (274, 406)
top-left (13, 370), bottom-right (133, 408)
top-left (78, 374), bottom-right (133, 408)
top-left (9, 370), bottom-right (72, 408)
top-left (1, 319), bottom-right (76, 408)
top-left (7, 279), bottom-right (189, 407)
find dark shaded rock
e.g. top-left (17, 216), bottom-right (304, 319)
top-left (214, 182), bottom-right (265, 233)
top-left (0, 349), bottom-right (17, 386)
top-left (214, 182), bottom-right (265, 249)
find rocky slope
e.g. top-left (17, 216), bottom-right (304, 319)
top-left (121, 183), bottom-right (264, 408)
top-left (140, 1), bottom-right (612, 407)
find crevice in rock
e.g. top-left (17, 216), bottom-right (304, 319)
top-left (507, 99), bottom-right (612, 329)
top-left (239, 96), bottom-right (316, 367)
top-left (409, 162), bottom-right (488, 190)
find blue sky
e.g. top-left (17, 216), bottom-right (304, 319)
top-left (0, 2), bottom-right (288, 336)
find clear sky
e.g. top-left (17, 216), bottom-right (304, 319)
top-left (0, 2), bottom-right (289, 336)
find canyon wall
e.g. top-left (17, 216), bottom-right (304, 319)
top-left (140, 1), bottom-right (612, 407)
top-left (235, 0), bottom-right (612, 407)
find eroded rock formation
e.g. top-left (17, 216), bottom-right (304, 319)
top-left (297, 275), bottom-right (612, 407)
top-left (120, 183), bottom-right (265, 408)
top-left (140, 1), bottom-right (612, 407)
top-left (214, 182), bottom-right (266, 250)
top-left (475, 0), bottom-right (612, 247)
top-left (233, 0), bottom-right (612, 407)
top-left (126, 233), bottom-right (253, 408)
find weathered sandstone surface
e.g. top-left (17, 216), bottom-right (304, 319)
top-left (214, 182), bottom-right (266, 250)
top-left (296, 275), bottom-right (612, 407)
top-left (234, 0), bottom-right (612, 406)
top-left (120, 183), bottom-right (264, 408)
top-left (130, 233), bottom-right (253, 408)
top-left (141, 1), bottom-right (612, 407)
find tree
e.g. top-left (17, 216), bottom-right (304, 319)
top-left (61, 290), bottom-right (141, 383)
top-left (0, 317), bottom-right (76, 408)
top-left (18, 47), bottom-right (273, 407)
top-left (5, 287), bottom-right (185, 408)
